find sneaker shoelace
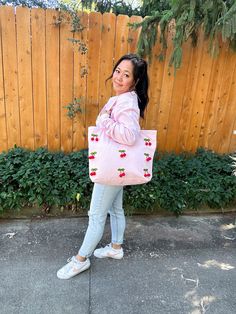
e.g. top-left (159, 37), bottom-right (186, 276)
top-left (67, 256), bottom-right (80, 264)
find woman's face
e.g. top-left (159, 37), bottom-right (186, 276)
top-left (112, 60), bottom-right (135, 95)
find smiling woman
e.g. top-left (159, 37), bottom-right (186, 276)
top-left (112, 60), bottom-right (135, 95)
top-left (106, 54), bottom-right (149, 118)
top-left (56, 53), bottom-right (155, 280)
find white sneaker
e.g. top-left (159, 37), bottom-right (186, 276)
top-left (94, 244), bottom-right (124, 259)
top-left (57, 256), bottom-right (90, 280)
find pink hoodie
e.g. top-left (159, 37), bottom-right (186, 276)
top-left (96, 91), bottom-right (140, 146)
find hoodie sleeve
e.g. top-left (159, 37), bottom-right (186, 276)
top-left (96, 94), bottom-right (140, 145)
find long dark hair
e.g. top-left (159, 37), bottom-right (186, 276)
top-left (107, 54), bottom-right (149, 118)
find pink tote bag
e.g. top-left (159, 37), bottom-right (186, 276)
top-left (88, 126), bottom-right (157, 186)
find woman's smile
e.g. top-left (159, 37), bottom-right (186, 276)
top-left (112, 60), bottom-right (135, 95)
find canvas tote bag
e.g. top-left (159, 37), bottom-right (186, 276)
top-left (88, 126), bottom-right (157, 186)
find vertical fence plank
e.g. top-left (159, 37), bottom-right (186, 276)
top-left (98, 12), bottom-right (116, 111)
top-left (218, 58), bottom-right (236, 153)
top-left (156, 24), bottom-right (175, 152)
top-left (73, 11), bottom-right (88, 151)
top-left (16, 7), bottom-right (34, 150)
top-left (0, 10), bottom-right (7, 153)
top-left (177, 31), bottom-right (204, 152)
top-left (127, 16), bottom-right (142, 54)
top-left (197, 41), bottom-right (225, 150)
top-left (127, 16), bottom-right (144, 126)
top-left (144, 26), bottom-right (164, 135)
top-left (186, 32), bottom-right (214, 152)
top-left (59, 12), bottom-right (74, 152)
top-left (0, 6), bottom-right (21, 149)
top-left (86, 12), bottom-right (102, 131)
top-left (46, 9), bottom-right (60, 151)
top-left (31, 8), bottom-right (47, 149)
top-left (206, 44), bottom-right (229, 152)
top-left (212, 46), bottom-right (236, 153)
top-left (165, 39), bottom-right (192, 152)
top-left (114, 15), bottom-right (129, 63)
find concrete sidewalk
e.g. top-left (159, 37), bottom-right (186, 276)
top-left (0, 214), bottom-right (236, 314)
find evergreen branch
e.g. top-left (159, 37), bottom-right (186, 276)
top-left (132, 0), bottom-right (236, 73)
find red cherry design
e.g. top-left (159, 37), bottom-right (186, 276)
top-left (91, 137), bottom-right (94, 141)
top-left (149, 142), bottom-right (152, 146)
top-left (88, 156), bottom-right (95, 159)
top-left (119, 172), bottom-right (126, 177)
top-left (95, 138), bottom-right (99, 141)
top-left (145, 142), bottom-right (149, 146)
top-left (119, 151), bottom-right (126, 158)
top-left (146, 157), bottom-right (152, 162)
top-left (118, 168), bottom-right (125, 177)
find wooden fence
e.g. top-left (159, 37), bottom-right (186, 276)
top-left (0, 6), bottom-right (236, 154)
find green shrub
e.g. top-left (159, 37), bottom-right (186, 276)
top-left (0, 147), bottom-right (92, 212)
top-left (0, 147), bottom-right (235, 215)
top-left (125, 148), bottom-right (236, 215)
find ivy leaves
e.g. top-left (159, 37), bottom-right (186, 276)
top-left (1, 146), bottom-right (235, 216)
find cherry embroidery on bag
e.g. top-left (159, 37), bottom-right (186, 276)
top-left (88, 152), bottom-right (97, 159)
top-left (144, 138), bottom-right (152, 146)
top-left (118, 168), bottom-right (126, 177)
top-left (90, 168), bottom-right (97, 176)
top-left (91, 134), bottom-right (99, 141)
top-left (143, 169), bottom-right (151, 177)
top-left (144, 153), bottom-right (152, 162)
top-left (119, 150), bottom-right (127, 158)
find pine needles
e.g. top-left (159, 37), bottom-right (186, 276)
top-left (132, 0), bottom-right (236, 72)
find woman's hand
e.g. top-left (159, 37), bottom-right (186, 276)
top-left (96, 109), bottom-right (112, 127)
top-left (100, 110), bottom-right (111, 118)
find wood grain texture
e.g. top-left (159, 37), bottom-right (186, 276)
top-left (31, 8), bottom-right (47, 148)
top-left (73, 12), bottom-right (88, 151)
top-left (86, 12), bottom-right (102, 132)
top-left (0, 7), bottom-right (235, 154)
top-left (46, 9), bottom-right (60, 151)
top-left (16, 7), bottom-right (34, 150)
top-left (59, 11), bottom-right (74, 152)
top-left (0, 8), bottom-right (7, 152)
top-left (0, 6), bottom-right (21, 149)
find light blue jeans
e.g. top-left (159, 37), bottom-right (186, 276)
top-left (78, 183), bottom-right (125, 258)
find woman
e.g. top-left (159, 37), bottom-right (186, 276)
top-left (57, 54), bottom-right (149, 279)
